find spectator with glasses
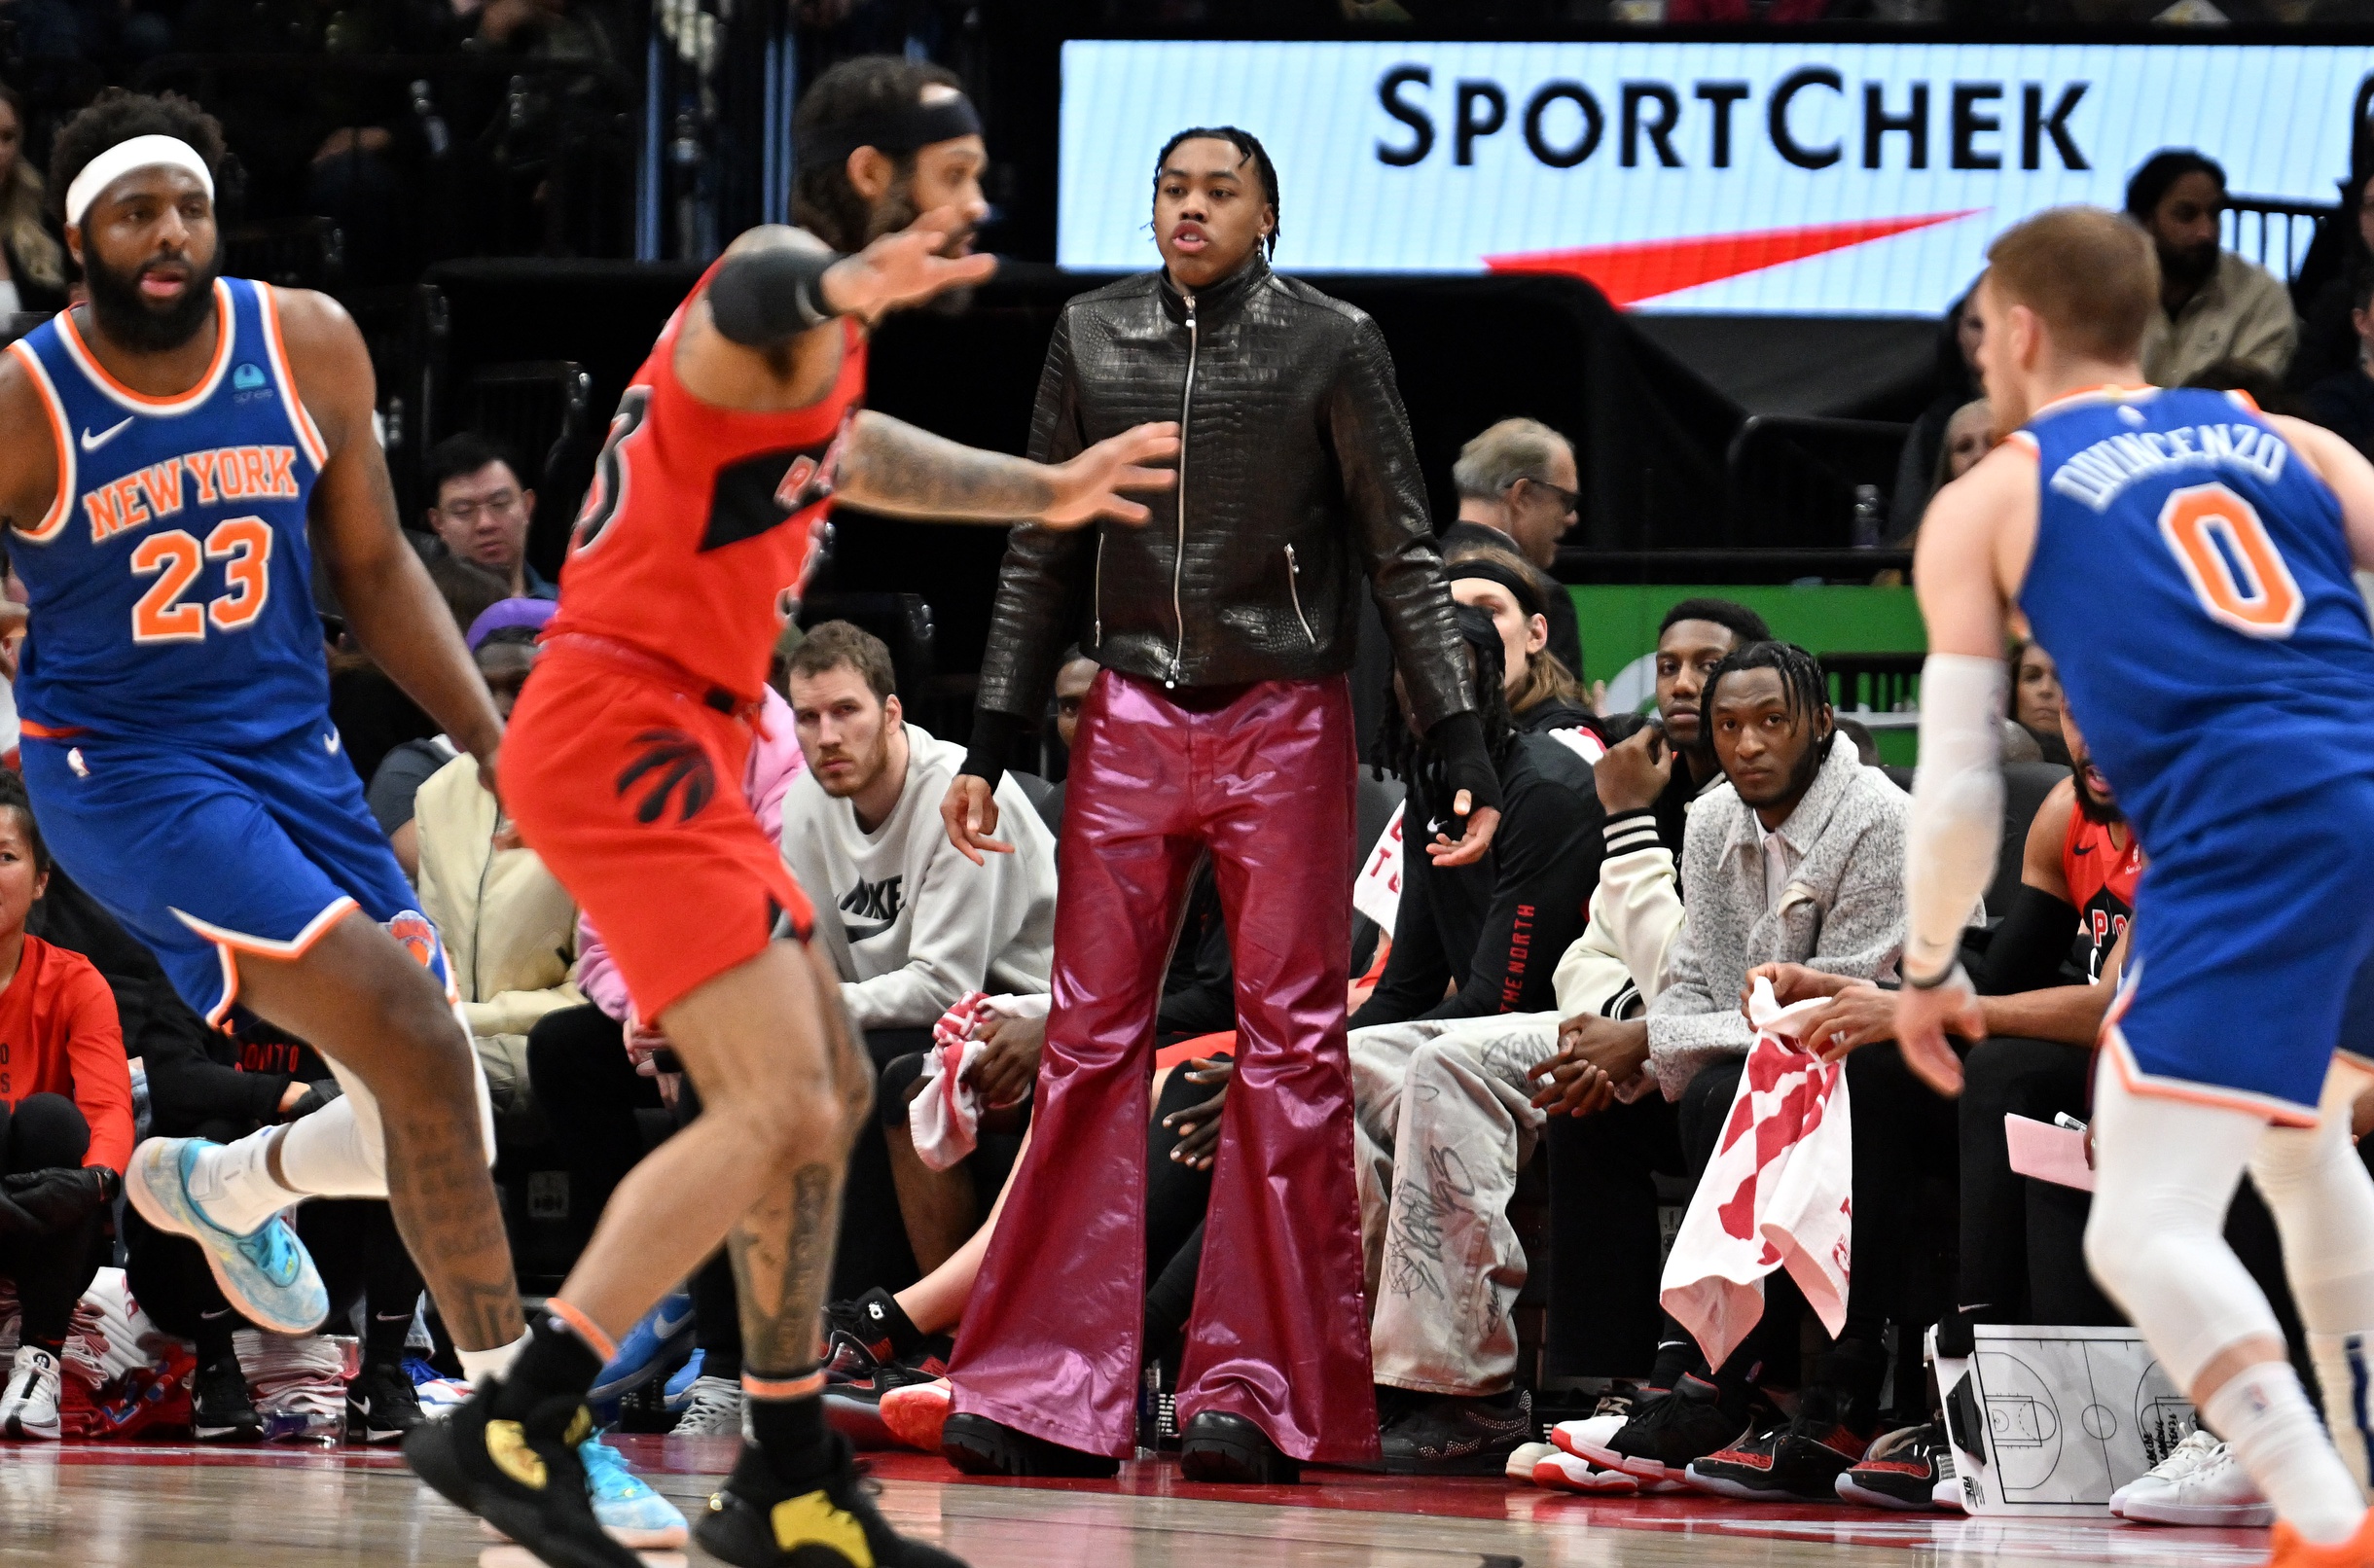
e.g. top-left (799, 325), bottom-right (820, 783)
top-left (420, 433), bottom-right (554, 600)
top-left (1439, 418), bottom-right (1584, 681)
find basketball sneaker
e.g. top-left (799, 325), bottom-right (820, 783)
top-left (1379, 1387), bottom-right (1534, 1475)
top-left (675, 1372), bottom-right (747, 1436)
top-left (1565, 1374), bottom-right (1740, 1482)
top-left (126, 1137), bottom-right (327, 1335)
top-left (349, 1357), bottom-right (427, 1443)
top-left (578, 1433), bottom-right (690, 1549)
top-left (879, 1376), bottom-right (952, 1453)
top-left (1506, 1440), bottom-right (1557, 1481)
top-left (1837, 1422), bottom-right (1956, 1511)
top-left (0, 1345), bottom-right (61, 1440)
top-left (590, 1290), bottom-right (695, 1403)
top-left (664, 1349), bottom-right (706, 1416)
top-left (403, 1377), bottom-right (640, 1568)
top-left (1531, 1448), bottom-right (1641, 1494)
top-left (1684, 1384), bottom-right (1870, 1503)
top-left (694, 1430), bottom-right (969, 1566)
top-left (2111, 1428), bottom-right (2274, 1526)
top-left (191, 1349), bottom-right (263, 1443)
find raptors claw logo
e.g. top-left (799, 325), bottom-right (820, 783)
top-left (617, 729), bottom-right (718, 823)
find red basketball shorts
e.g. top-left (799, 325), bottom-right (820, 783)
top-left (503, 639), bottom-right (813, 1024)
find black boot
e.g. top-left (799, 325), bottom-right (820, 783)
top-left (940, 1412), bottom-right (1120, 1479)
top-left (1179, 1410), bottom-right (1300, 1484)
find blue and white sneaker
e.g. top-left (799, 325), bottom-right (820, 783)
top-left (126, 1137), bottom-right (326, 1335)
top-left (591, 1290), bottom-right (695, 1402)
top-left (664, 1349), bottom-right (705, 1416)
top-left (580, 1432), bottom-right (689, 1549)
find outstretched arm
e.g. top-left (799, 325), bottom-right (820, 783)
top-left (281, 290), bottom-right (504, 776)
top-left (1893, 448), bottom-right (2028, 1092)
top-left (837, 410), bottom-right (1177, 525)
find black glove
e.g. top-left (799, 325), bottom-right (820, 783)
top-left (0, 1166), bottom-right (108, 1232)
top-left (1427, 710), bottom-right (1505, 824)
top-left (286, 1079), bottom-right (344, 1120)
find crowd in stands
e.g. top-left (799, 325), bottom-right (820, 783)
top-left (1896, 144), bottom-right (2374, 546)
top-left (0, 66), bottom-right (2371, 1563)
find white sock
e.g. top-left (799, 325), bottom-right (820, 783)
top-left (456, 1333), bottom-right (528, 1388)
top-left (186, 1128), bottom-right (306, 1235)
top-left (2206, 1361), bottom-right (2366, 1545)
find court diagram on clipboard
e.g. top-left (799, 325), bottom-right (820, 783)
top-left (1936, 1325), bottom-right (2196, 1515)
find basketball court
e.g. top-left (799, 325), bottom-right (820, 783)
top-left (0, 1436), bottom-right (2276, 1568)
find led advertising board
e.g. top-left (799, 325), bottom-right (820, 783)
top-left (1060, 40), bottom-right (2371, 313)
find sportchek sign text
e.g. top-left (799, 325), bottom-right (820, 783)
top-left (1059, 40), bottom-right (2374, 315)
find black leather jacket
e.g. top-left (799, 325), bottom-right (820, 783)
top-left (970, 255), bottom-right (1473, 756)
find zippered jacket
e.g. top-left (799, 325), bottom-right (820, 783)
top-left (971, 254), bottom-right (1473, 742)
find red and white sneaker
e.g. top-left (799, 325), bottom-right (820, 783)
top-left (1532, 1448), bottom-right (1641, 1495)
top-left (881, 1375), bottom-right (953, 1454)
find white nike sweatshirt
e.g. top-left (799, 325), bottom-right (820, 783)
top-left (778, 722), bottom-right (1058, 1031)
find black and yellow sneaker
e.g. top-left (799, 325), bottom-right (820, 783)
top-left (403, 1378), bottom-right (640, 1568)
top-left (695, 1432), bottom-right (969, 1567)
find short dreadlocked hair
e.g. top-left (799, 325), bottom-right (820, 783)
top-left (790, 55), bottom-right (964, 254)
top-left (1153, 125), bottom-right (1279, 259)
top-left (1371, 619), bottom-right (1519, 787)
top-left (50, 89), bottom-right (227, 228)
top-left (1701, 640), bottom-right (1834, 739)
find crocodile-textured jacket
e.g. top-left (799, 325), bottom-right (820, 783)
top-left (972, 254), bottom-right (1474, 733)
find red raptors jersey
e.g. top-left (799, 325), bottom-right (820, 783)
top-left (2061, 799), bottom-right (2143, 982)
top-left (551, 265), bottom-right (864, 699)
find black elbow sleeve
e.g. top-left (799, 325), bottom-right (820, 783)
top-left (706, 245), bottom-right (847, 348)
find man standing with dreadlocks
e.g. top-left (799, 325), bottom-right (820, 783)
top-left (938, 125), bottom-right (1493, 1482)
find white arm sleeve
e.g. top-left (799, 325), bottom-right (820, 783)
top-left (1904, 653), bottom-right (2007, 986)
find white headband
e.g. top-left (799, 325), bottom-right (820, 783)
top-left (65, 135), bottom-right (214, 228)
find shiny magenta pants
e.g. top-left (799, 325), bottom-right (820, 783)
top-left (948, 671), bottom-right (1380, 1463)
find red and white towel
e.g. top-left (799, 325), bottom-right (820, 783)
top-left (913, 991), bottom-right (1050, 1170)
top-left (1658, 977), bottom-right (1854, 1370)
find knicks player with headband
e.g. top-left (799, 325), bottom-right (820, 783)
top-left (0, 79), bottom-right (588, 1453)
top-left (401, 55), bottom-right (1178, 1568)
top-left (1899, 206), bottom-right (2374, 1568)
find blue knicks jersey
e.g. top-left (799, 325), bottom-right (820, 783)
top-left (2018, 385), bottom-right (2374, 849)
top-left (5, 277), bottom-right (331, 748)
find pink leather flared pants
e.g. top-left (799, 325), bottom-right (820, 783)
top-left (947, 670), bottom-right (1380, 1463)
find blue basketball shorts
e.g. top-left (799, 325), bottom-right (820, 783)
top-left (20, 719), bottom-right (450, 1027)
top-left (2104, 777), bottom-right (2374, 1126)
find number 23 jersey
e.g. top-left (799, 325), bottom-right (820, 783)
top-left (2016, 384), bottom-right (2374, 846)
top-left (7, 277), bottom-right (331, 748)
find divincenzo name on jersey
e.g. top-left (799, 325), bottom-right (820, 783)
top-left (2048, 421), bottom-right (2287, 514)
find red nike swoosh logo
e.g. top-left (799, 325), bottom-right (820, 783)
top-left (1485, 210), bottom-right (1984, 307)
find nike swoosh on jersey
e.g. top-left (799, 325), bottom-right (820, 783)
top-left (80, 416), bottom-right (134, 451)
top-left (2070, 843), bottom-right (2095, 855)
top-left (843, 919), bottom-right (895, 944)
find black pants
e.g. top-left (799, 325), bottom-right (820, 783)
top-left (0, 1093), bottom-right (104, 1351)
top-left (831, 1025), bottom-right (933, 1302)
top-left (525, 1003), bottom-right (664, 1254)
top-left (123, 1113), bottom-right (422, 1366)
top-left (1665, 1051), bottom-right (1953, 1402)
top-left (1544, 1092), bottom-right (1682, 1378)
top-left (1957, 1036), bottom-right (2115, 1325)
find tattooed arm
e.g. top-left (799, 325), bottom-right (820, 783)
top-left (837, 410), bottom-right (1177, 527)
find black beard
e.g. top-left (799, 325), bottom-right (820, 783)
top-left (2157, 237), bottom-right (2218, 288)
top-left (82, 247), bottom-right (222, 354)
top-left (869, 179), bottom-right (976, 317)
top-left (2071, 759), bottom-right (2126, 826)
